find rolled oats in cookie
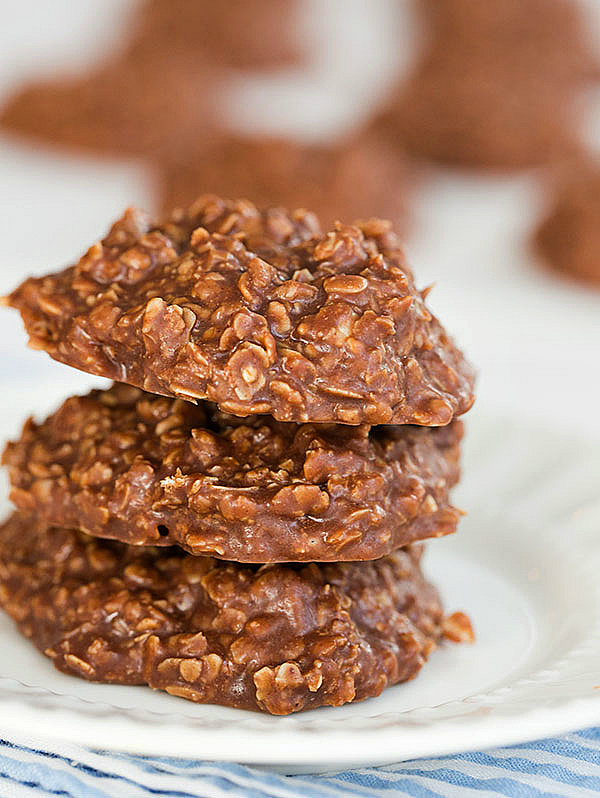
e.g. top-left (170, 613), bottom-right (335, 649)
top-left (3, 383), bottom-right (463, 562)
top-left (0, 513), bottom-right (457, 715)
top-left (5, 196), bottom-right (475, 425)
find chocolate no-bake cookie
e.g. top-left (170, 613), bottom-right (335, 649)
top-left (0, 513), bottom-right (451, 715)
top-left (0, 1), bottom-right (300, 159)
top-left (5, 196), bottom-right (475, 425)
top-left (0, 27), bottom-right (218, 160)
top-left (3, 383), bottom-right (462, 562)
top-left (135, 0), bottom-right (301, 71)
top-left (385, 0), bottom-right (594, 170)
top-left (417, 0), bottom-right (597, 81)
top-left (0, 53), bottom-right (219, 161)
top-left (158, 129), bottom-right (416, 231)
top-left (534, 160), bottom-right (600, 285)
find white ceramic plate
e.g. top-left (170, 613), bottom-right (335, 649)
top-left (0, 404), bottom-right (598, 772)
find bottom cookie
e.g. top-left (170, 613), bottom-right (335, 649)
top-left (0, 513), bottom-right (470, 714)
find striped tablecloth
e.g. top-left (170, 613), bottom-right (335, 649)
top-left (0, 727), bottom-right (599, 797)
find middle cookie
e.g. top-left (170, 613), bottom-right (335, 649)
top-left (3, 383), bottom-right (462, 562)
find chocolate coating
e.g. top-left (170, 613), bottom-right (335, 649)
top-left (158, 129), bottom-right (417, 232)
top-left (0, 513), bottom-right (445, 715)
top-left (534, 160), bottom-right (600, 285)
top-left (386, 0), bottom-right (594, 170)
top-left (3, 383), bottom-right (462, 562)
top-left (6, 196), bottom-right (475, 426)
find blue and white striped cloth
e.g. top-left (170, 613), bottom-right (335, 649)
top-left (0, 728), bottom-right (599, 798)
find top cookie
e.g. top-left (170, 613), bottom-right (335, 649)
top-left (6, 196), bottom-right (475, 425)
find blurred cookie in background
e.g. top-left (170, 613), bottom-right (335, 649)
top-left (534, 159), bottom-right (600, 285)
top-left (417, 0), bottom-right (598, 82)
top-left (0, 0), bottom-right (302, 159)
top-left (134, 0), bottom-right (302, 71)
top-left (0, 50), bottom-right (219, 159)
top-left (158, 126), bottom-right (418, 231)
top-left (381, 0), bottom-right (597, 170)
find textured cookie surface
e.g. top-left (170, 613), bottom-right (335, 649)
top-left (534, 161), bottom-right (600, 285)
top-left (3, 383), bottom-right (462, 562)
top-left (0, 513), bottom-right (444, 715)
top-left (6, 196), bottom-right (475, 425)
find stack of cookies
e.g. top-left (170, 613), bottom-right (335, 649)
top-left (0, 196), bottom-right (475, 715)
